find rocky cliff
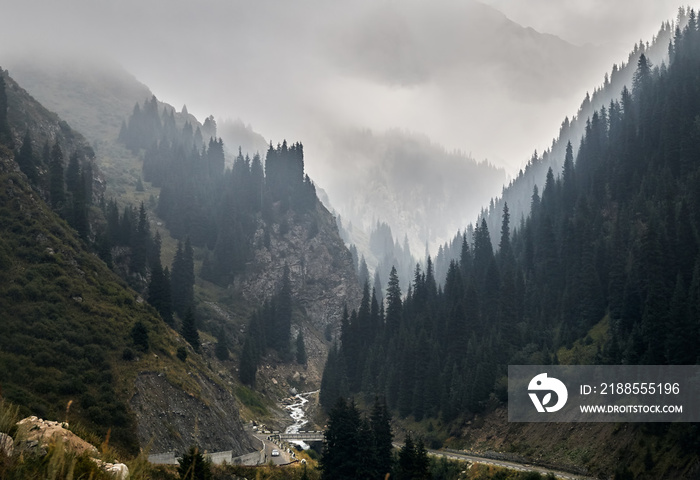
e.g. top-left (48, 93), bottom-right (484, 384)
top-left (239, 202), bottom-right (361, 333)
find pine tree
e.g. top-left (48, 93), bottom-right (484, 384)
top-left (49, 143), bottom-right (66, 211)
top-left (320, 398), bottom-right (361, 480)
top-left (0, 74), bottom-right (9, 144)
top-left (177, 445), bottom-right (212, 480)
top-left (370, 397), bottom-right (393, 478)
top-left (396, 433), bottom-right (429, 480)
top-left (148, 258), bottom-right (173, 324)
top-left (358, 256), bottom-right (370, 287)
top-left (181, 308), bottom-right (200, 352)
top-left (71, 169), bottom-right (89, 238)
top-left (215, 326), bottom-right (230, 361)
top-left (239, 334), bottom-right (257, 386)
top-left (320, 343), bottom-right (348, 412)
top-left (172, 239), bottom-right (195, 317)
top-left (396, 433), bottom-right (416, 480)
top-left (129, 202), bottom-right (150, 274)
top-left (385, 266), bottom-right (402, 334)
top-left (16, 132), bottom-right (38, 182)
top-left (66, 152), bottom-right (82, 195)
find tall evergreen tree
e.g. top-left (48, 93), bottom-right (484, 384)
top-left (370, 397), bottom-right (393, 478)
top-left (177, 446), bottom-right (212, 480)
top-left (0, 74), bottom-right (9, 144)
top-left (172, 239), bottom-right (195, 317)
top-left (215, 326), bottom-right (230, 361)
top-left (15, 132), bottom-right (38, 182)
top-left (181, 308), bottom-right (200, 352)
top-left (49, 143), bottom-right (66, 211)
top-left (320, 398), bottom-right (362, 480)
top-left (385, 266), bottom-right (403, 333)
top-left (148, 242), bottom-right (173, 325)
top-left (239, 334), bottom-right (257, 386)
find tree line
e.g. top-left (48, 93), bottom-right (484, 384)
top-left (321, 13), bottom-right (700, 440)
top-left (120, 96), bottom-right (317, 288)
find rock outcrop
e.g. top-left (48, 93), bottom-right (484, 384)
top-left (16, 416), bottom-right (98, 456)
top-left (238, 201), bottom-right (361, 334)
top-left (13, 416), bottom-right (129, 479)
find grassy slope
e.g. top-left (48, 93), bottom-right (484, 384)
top-left (0, 147), bottom-right (249, 455)
top-left (0, 66), bottom-right (256, 456)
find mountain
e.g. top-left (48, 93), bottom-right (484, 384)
top-left (6, 57), bottom-right (362, 399)
top-left (217, 117), bottom-right (269, 162)
top-left (326, 0), bottom-right (601, 97)
top-left (327, 129), bottom-right (506, 260)
top-left (0, 68), bottom-right (255, 456)
top-left (321, 11), bottom-right (700, 479)
top-left (5, 56), bottom-right (151, 149)
top-left (473, 15), bottom-right (681, 253)
top-left (314, 0), bottom-right (612, 267)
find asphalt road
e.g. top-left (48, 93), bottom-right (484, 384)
top-left (254, 432), bottom-right (293, 465)
top-left (392, 443), bottom-right (594, 480)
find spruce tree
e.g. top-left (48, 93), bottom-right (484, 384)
top-left (385, 266), bottom-right (402, 333)
top-left (0, 74), bottom-right (9, 144)
top-left (396, 433), bottom-right (416, 480)
top-left (177, 446), bottom-right (212, 480)
top-left (320, 343), bottom-right (348, 412)
top-left (49, 143), bottom-right (66, 211)
top-left (181, 308), bottom-right (200, 352)
top-left (148, 258), bottom-right (173, 325)
top-left (172, 239), bottom-right (195, 317)
top-left (66, 152), bottom-right (82, 195)
top-left (239, 335), bottom-right (257, 386)
top-left (320, 398), bottom-right (361, 480)
top-left (370, 397), bottom-right (393, 478)
top-left (73, 169), bottom-right (89, 238)
top-left (16, 132), bottom-right (38, 182)
top-left (215, 326), bottom-right (229, 361)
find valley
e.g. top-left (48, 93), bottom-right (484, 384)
top-left (1, 3), bottom-right (700, 480)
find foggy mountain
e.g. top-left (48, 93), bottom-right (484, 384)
top-left (290, 0), bottom-right (610, 259)
top-left (1, 0), bottom-right (635, 266)
top-left (329, 129), bottom-right (505, 259)
top-left (322, 13), bottom-right (700, 477)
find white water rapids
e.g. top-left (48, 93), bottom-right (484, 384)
top-left (284, 390), bottom-right (319, 450)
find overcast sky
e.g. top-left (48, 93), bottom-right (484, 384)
top-left (0, 0), bottom-right (688, 187)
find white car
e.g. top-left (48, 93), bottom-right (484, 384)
top-left (271, 449), bottom-right (280, 457)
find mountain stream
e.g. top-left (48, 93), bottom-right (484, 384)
top-left (284, 390), bottom-right (318, 450)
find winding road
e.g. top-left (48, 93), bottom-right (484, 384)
top-left (398, 444), bottom-right (595, 480)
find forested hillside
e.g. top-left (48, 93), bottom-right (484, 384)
top-left (439, 8), bottom-right (693, 267)
top-left (0, 68), bottom-right (254, 456)
top-left (118, 96), bottom-right (360, 387)
top-left (322, 12), bottom-right (700, 478)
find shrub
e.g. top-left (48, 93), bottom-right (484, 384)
top-left (176, 347), bottom-right (187, 362)
top-left (177, 445), bottom-right (211, 480)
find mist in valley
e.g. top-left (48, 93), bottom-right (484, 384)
top-left (0, 0), bottom-right (683, 258)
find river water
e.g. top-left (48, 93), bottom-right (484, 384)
top-left (284, 390), bottom-right (318, 450)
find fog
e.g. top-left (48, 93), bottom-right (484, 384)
top-left (0, 0), bottom-right (687, 252)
